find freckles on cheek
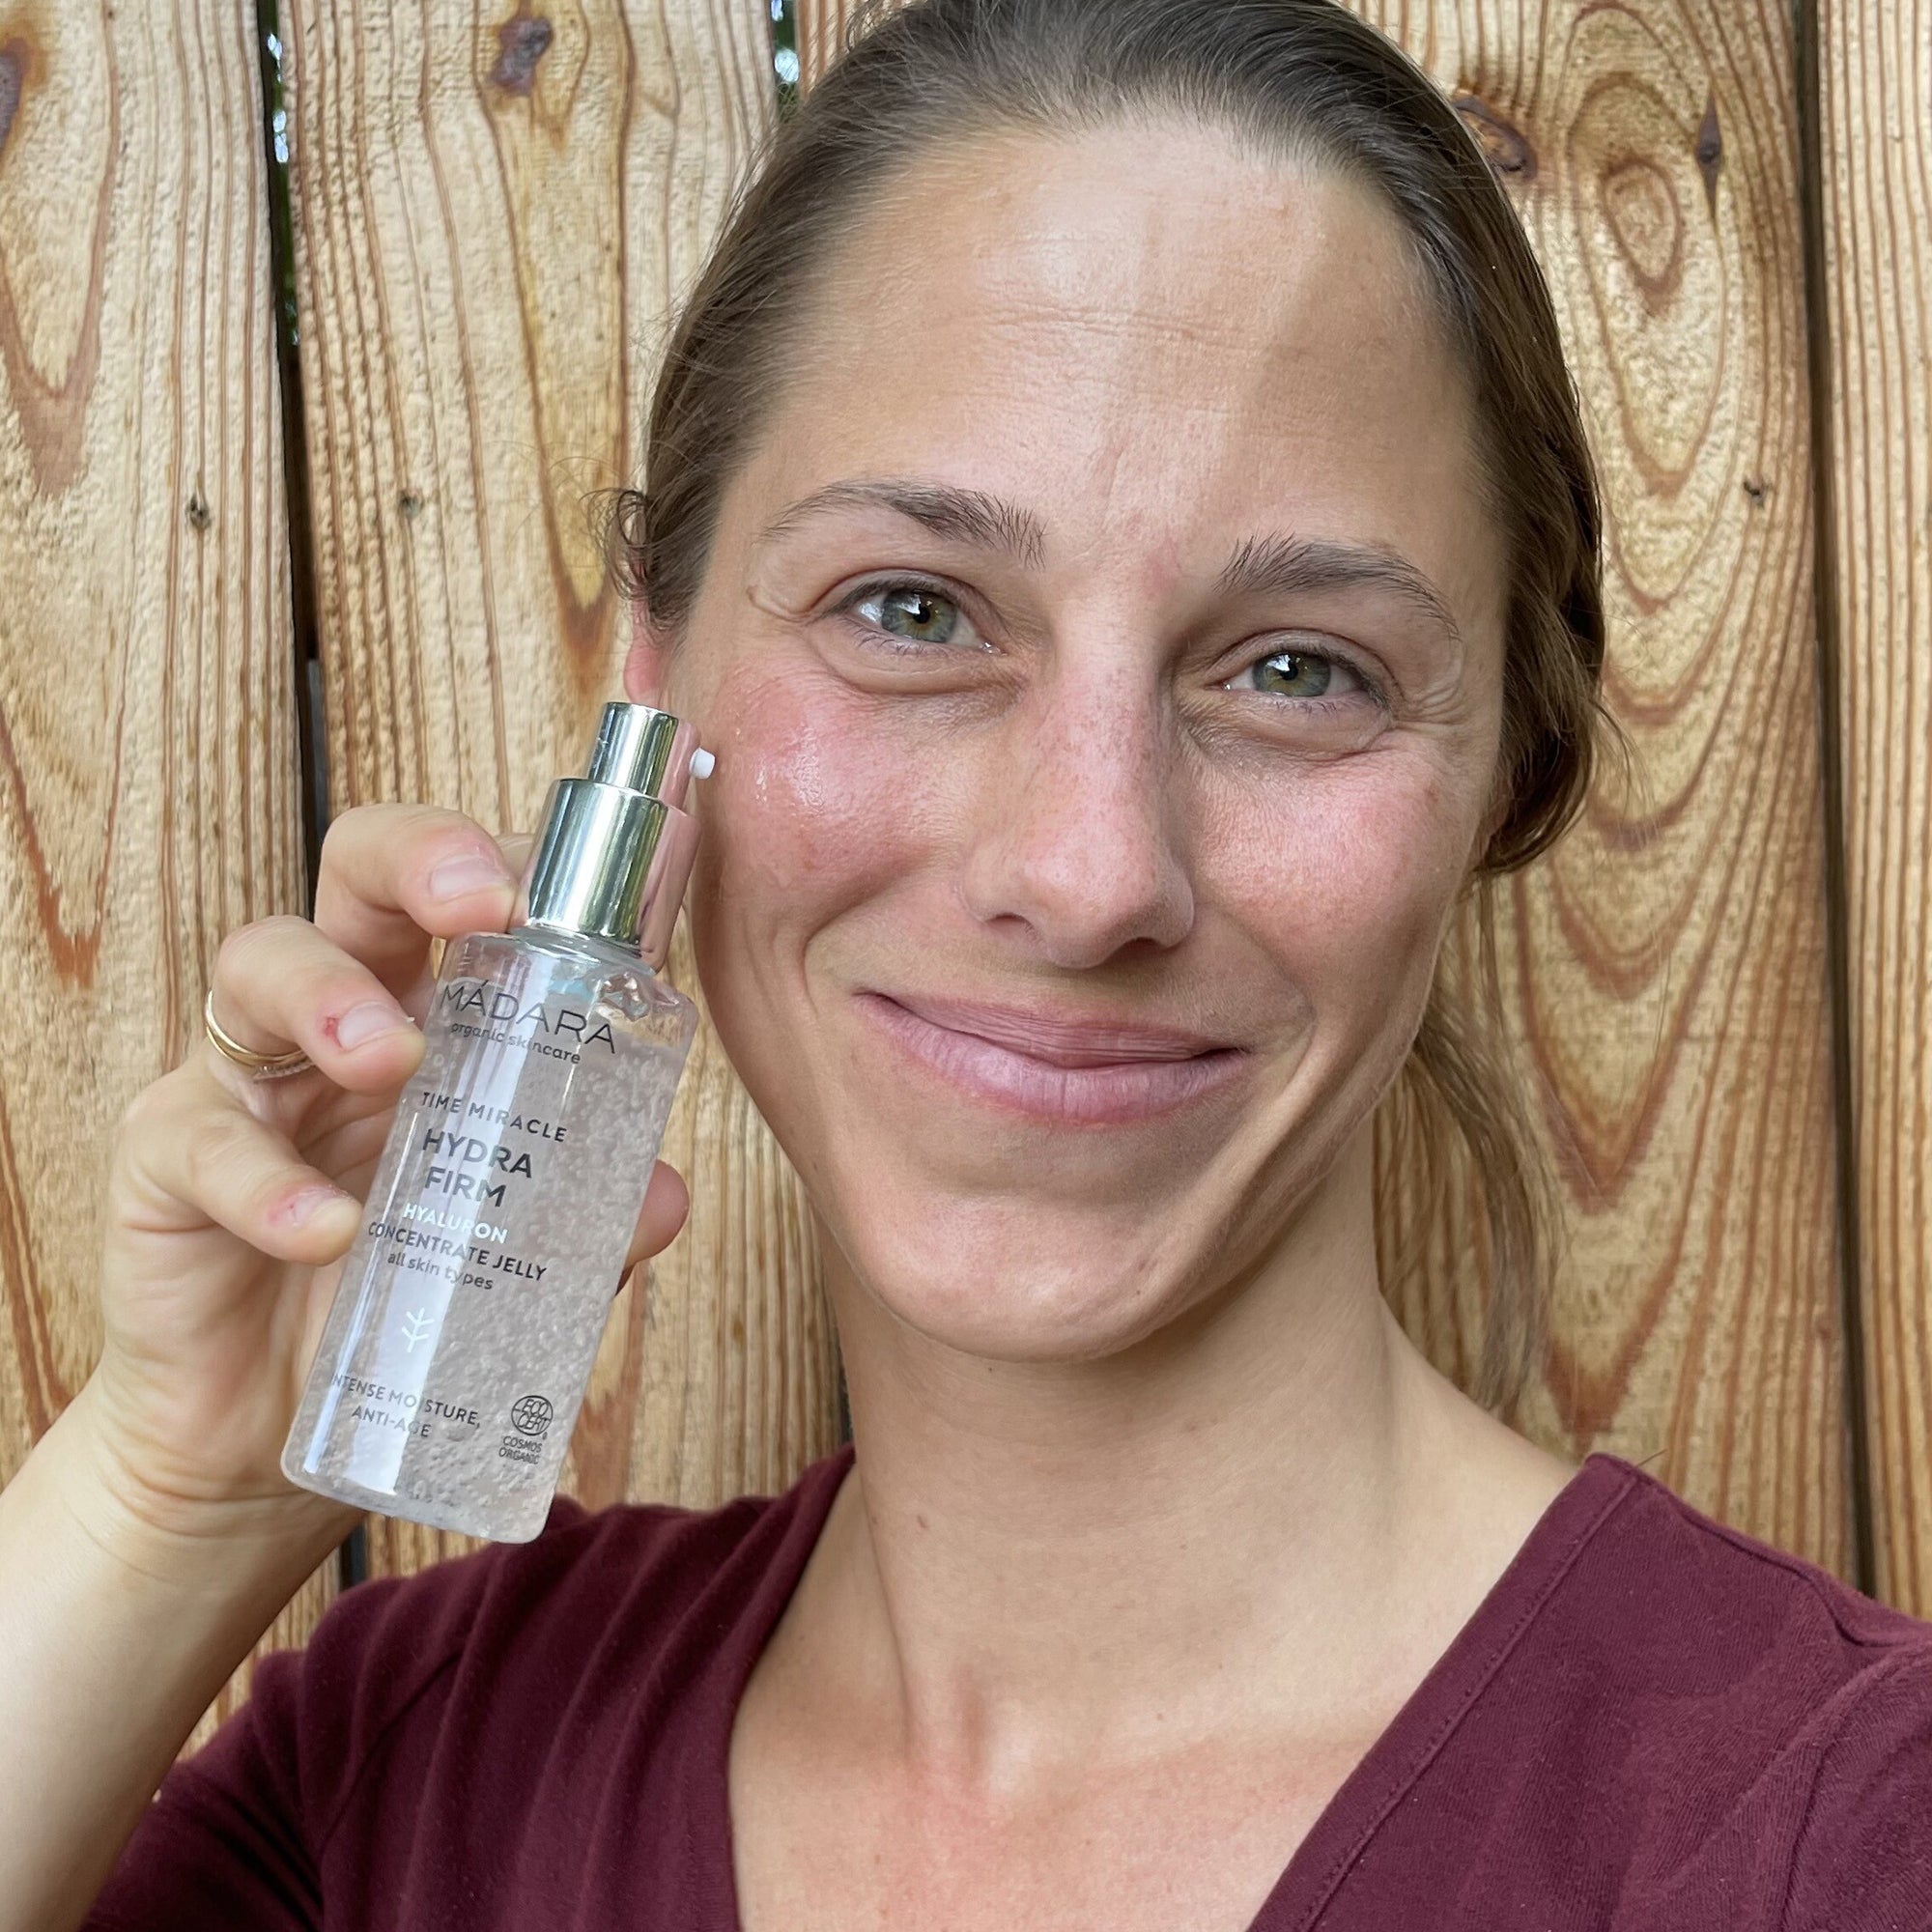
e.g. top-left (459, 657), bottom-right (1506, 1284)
top-left (1218, 773), bottom-right (1466, 986)
top-left (701, 669), bottom-right (926, 902)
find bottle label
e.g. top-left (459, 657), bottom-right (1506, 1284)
top-left (283, 935), bottom-right (694, 1536)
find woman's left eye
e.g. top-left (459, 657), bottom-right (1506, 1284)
top-left (1227, 646), bottom-right (1375, 704)
top-left (836, 579), bottom-right (985, 651)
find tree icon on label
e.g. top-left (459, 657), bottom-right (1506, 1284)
top-left (399, 1307), bottom-right (433, 1352)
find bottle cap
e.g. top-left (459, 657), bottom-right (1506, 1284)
top-left (516, 701), bottom-right (708, 969)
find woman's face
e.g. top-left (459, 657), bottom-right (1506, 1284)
top-left (639, 119), bottom-right (1509, 1362)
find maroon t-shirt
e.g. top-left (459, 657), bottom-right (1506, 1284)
top-left (85, 1444), bottom-right (1932, 1929)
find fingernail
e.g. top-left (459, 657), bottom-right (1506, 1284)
top-left (428, 851), bottom-right (513, 900)
top-left (285, 1184), bottom-right (355, 1227)
top-left (331, 999), bottom-right (415, 1051)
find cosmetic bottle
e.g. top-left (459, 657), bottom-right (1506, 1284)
top-left (281, 701), bottom-right (708, 1542)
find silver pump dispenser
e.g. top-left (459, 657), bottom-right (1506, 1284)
top-left (518, 701), bottom-right (705, 961)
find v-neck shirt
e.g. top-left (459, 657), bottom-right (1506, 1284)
top-left (87, 1442), bottom-right (1932, 1929)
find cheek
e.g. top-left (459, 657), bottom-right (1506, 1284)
top-left (1211, 759), bottom-right (1469, 1018)
top-left (688, 660), bottom-right (932, 932)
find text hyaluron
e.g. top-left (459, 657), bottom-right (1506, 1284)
top-left (282, 701), bottom-right (707, 1541)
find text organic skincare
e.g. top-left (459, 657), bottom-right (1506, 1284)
top-left (282, 702), bottom-right (709, 1542)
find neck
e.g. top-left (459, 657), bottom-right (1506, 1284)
top-left (810, 1127), bottom-right (1465, 1781)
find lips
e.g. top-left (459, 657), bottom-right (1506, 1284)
top-left (853, 989), bottom-right (1246, 1125)
top-left (883, 992), bottom-right (1226, 1064)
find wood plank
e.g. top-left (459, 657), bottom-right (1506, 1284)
top-left (798, 0), bottom-right (867, 86)
top-left (1362, 0), bottom-right (1850, 1571)
top-left (794, 0), bottom-right (1855, 1571)
top-left (0, 0), bottom-right (334, 1747)
top-left (278, 0), bottom-right (839, 1576)
top-left (1812, 0), bottom-right (1932, 1613)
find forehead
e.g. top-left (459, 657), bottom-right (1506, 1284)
top-left (748, 115), bottom-right (1502, 632)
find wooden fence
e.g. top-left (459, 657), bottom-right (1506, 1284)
top-left (0, 0), bottom-right (1925, 1751)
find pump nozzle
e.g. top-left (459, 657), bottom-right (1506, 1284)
top-left (518, 700), bottom-right (708, 969)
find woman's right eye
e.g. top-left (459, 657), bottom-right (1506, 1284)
top-left (835, 577), bottom-right (989, 654)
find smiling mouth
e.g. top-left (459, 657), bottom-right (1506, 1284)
top-left (852, 990), bottom-right (1248, 1126)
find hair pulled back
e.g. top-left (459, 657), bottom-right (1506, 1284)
top-left (611, 0), bottom-right (1614, 1414)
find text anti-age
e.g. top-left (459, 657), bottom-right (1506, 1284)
top-left (280, 702), bottom-right (710, 1541)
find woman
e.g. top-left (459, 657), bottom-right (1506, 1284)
top-left (7, 1), bottom-right (1929, 1926)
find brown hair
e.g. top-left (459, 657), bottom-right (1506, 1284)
top-left (610, 0), bottom-right (1615, 1414)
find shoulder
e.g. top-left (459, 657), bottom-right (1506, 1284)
top-left (200, 1445), bottom-right (853, 1837)
top-left (1554, 1456), bottom-right (1932, 1918)
top-left (1463, 1450), bottom-right (1932, 1782)
top-left (87, 1449), bottom-right (853, 1926)
top-left (1777, 1640), bottom-right (1932, 1924)
top-left (1577, 1454), bottom-right (1932, 1676)
top-left (298, 1443), bottom-right (856, 1738)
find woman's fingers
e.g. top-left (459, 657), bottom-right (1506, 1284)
top-left (310, 803), bottom-right (523, 991)
top-left (206, 915), bottom-right (426, 1095)
top-left (497, 830), bottom-right (536, 878)
top-left (616, 1161), bottom-right (691, 1291)
top-left (115, 1065), bottom-right (364, 1264)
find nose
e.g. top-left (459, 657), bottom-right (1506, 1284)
top-left (959, 658), bottom-right (1195, 968)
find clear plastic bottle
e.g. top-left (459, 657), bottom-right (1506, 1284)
top-left (281, 702), bottom-right (706, 1542)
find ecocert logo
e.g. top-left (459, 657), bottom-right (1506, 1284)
top-left (437, 979), bottom-right (616, 1052)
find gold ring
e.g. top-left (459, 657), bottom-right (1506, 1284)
top-left (202, 987), bottom-right (315, 1080)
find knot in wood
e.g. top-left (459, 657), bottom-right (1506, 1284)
top-left (1452, 92), bottom-right (1538, 183)
top-left (491, 13), bottom-right (554, 96)
top-left (0, 35), bottom-right (34, 157)
top-left (1694, 92), bottom-right (1723, 219)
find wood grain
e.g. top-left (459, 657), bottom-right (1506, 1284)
top-left (798, 0), bottom-right (869, 86)
top-left (0, 0), bottom-right (335, 1745)
top-left (796, 0), bottom-right (1856, 1572)
top-left (1360, 0), bottom-right (1851, 1570)
top-left (1812, 0), bottom-right (1932, 1613)
top-left (277, 0), bottom-right (839, 1577)
top-left (1293, 3), bottom-right (1855, 1566)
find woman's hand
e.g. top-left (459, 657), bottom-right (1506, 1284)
top-left (0, 804), bottom-right (699, 1932)
top-left (79, 804), bottom-right (691, 1551)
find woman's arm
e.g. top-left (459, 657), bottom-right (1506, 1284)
top-left (0, 1378), bottom-right (345, 1932)
top-left (2, 803), bottom-right (683, 1932)
top-left (0, 805), bottom-right (573, 1931)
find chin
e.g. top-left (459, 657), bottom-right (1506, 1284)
top-left (826, 1182), bottom-right (1219, 1364)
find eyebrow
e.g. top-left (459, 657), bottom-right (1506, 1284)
top-left (1214, 532), bottom-right (1463, 647)
top-left (754, 476), bottom-right (1462, 645)
top-left (755, 478), bottom-right (1047, 569)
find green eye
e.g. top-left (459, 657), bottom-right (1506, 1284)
top-left (1252, 653), bottom-right (1345, 699)
top-left (870, 584), bottom-right (959, 643)
top-left (1229, 649), bottom-right (1383, 711)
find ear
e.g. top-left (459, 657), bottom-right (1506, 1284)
top-left (621, 599), bottom-right (672, 706)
